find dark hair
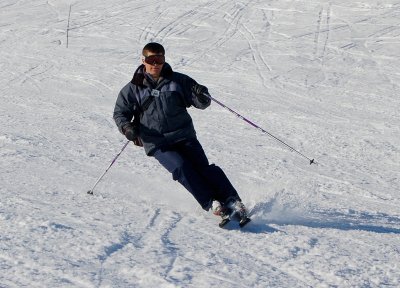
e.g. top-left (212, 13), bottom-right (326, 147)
top-left (142, 42), bottom-right (165, 56)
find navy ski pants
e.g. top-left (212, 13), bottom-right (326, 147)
top-left (153, 139), bottom-right (241, 210)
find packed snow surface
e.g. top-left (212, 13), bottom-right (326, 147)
top-left (1, 0), bottom-right (399, 287)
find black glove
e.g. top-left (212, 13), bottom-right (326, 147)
top-left (192, 83), bottom-right (210, 103)
top-left (122, 123), bottom-right (139, 141)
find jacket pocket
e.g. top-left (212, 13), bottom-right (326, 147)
top-left (163, 91), bottom-right (185, 117)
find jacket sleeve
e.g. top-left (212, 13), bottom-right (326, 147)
top-left (177, 73), bottom-right (211, 110)
top-left (113, 83), bottom-right (137, 134)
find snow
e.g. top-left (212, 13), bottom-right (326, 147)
top-left (1, 0), bottom-right (399, 287)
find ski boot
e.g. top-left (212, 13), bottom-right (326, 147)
top-left (212, 200), bottom-right (230, 218)
top-left (211, 201), bottom-right (231, 227)
top-left (226, 200), bottom-right (251, 228)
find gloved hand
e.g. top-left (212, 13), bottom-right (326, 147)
top-left (192, 83), bottom-right (210, 103)
top-left (122, 123), bottom-right (139, 141)
top-left (123, 123), bottom-right (143, 146)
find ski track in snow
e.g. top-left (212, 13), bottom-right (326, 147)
top-left (1, 0), bottom-right (400, 287)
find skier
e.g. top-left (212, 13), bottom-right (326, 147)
top-left (113, 42), bottom-right (249, 225)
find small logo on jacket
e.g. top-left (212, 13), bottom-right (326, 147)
top-left (151, 89), bottom-right (160, 97)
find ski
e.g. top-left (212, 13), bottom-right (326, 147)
top-left (239, 217), bottom-right (251, 228)
top-left (218, 210), bottom-right (251, 229)
top-left (219, 218), bottom-right (231, 228)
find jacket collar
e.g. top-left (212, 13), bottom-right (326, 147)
top-left (131, 63), bottom-right (173, 87)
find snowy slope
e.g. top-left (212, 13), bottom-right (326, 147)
top-left (1, 0), bottom-right (400, 287)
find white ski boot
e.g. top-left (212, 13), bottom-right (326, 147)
top-left (211, 200), bottom-right (230, 219)
top-left (219, 200), bottom-right (251, 228)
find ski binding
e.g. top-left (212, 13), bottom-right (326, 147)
top-left (218, 210), bottom-right (251, 228)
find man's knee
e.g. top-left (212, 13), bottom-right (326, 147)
top-left (205, 164), bottom-right (224, 175)
top-left (171, 161), bottom-right (189, 181)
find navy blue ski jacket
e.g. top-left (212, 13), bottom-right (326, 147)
top-left (113, 63), bottom-right (211, 155)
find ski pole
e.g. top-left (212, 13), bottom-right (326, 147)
top-left (204, 93), bottom-right (315, 165)
top-left (87, 140), bottom-right (130, 195)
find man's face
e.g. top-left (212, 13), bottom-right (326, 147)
top-left (142, 52), bottom-right (165, 79)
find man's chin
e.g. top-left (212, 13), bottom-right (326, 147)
top-left (150, 71), bottom-right (161, 78)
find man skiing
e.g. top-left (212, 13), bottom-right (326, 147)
top-left (113, 42), bottom-right (249, 226)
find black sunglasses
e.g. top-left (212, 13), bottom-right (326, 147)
top-left (144, 54), bottom-right (165, 65)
